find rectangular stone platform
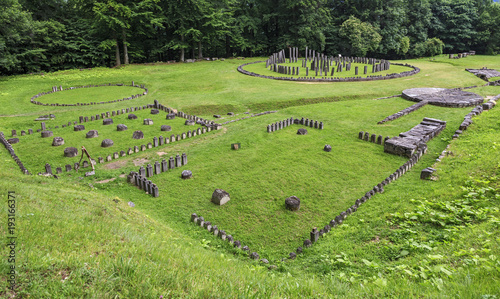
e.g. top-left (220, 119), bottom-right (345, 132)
top-left (384, 118), bottom-right (446, 157)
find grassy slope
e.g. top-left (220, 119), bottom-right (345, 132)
top-left (1, 55), bottom-right (500, 297)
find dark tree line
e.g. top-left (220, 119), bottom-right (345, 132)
top-left (1, 0), bottom-right (500, 75)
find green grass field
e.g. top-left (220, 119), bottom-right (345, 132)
top-left (1, 54), bottom-right (500, 298)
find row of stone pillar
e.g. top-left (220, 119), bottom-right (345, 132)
top-left (267, 117), bottom-right (324, 133)
top-left (190, 213), bottom-right (261, 261)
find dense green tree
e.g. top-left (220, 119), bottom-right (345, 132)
top-left (0, 0), bottom-right (32, 74)
top-left (429, 0), bottom-right (479, 52)
top-left (339, 16), bottom-right (381, 57)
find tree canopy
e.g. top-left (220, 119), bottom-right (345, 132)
top-left (2, 0), bottom-right (500, 75)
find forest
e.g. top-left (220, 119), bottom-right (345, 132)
top-left (2, 0), bottom-right (500, 75)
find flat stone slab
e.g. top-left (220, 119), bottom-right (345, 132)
top-left (466, 68), bottom-right (500, 80)
top-left (402, 88), bottom-right (483, 108)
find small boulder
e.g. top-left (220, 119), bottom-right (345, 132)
top-left (101, 139), bottom-right (114, 147)
top-left (64, 147), bottom-right (78, 157)
top-left (161, 125), bottom-right (172, 131)
top-left (212, 189), bottom-right (230, 205)
top-left (297, 128), bottom-right (308, 135)
top-left (7, 138), bottom-right (19, 144)
top-left (132, 131), bottom-right (144, 139)
top-left (103, 118), bottom-right (113, 125)
top-left (117, 124), bottom-right (128, 131)
top-left (151, 109), bottom-right (159, 114)
top-left (41, 131), bottom-right (53, 138)
top-left (86, 130), bottom-right (99, 138)
top-left (144, 118), bottom-right (153, 125)
top-left (74, 125), bottom-right (85, 131)
top-left (166, 113), bottom-right (176, 120)
top-left (185, 120), bottom-right (195, 126)
top-left (52, 137), bottom-right (64, 146)
top-left (128, 114), bottom-right (138, 120)
top-left (324, 144), bottom-right (332, 152)
top-left (181, 170), bottom-right (193, 179)
top-left (285, 196), bottom-right (300, 211)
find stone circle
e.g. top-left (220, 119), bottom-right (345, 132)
top-left (41, 131), bottom-right (53, 138)
top-left (285, 196), bottom-right (301, 211)
top-left (144, 118), bottom-right (153, 125)
top-left (161, 125), bottom-right (172, 131)
top-left (128, 114), bottom-right (138, 120)
top-left (103, 118), bottom-right (113, 125)
top-left (181, 170), bottom-right (193, 179)
top-left (64, 147), bottom-right (78, 157)
top-left (74, 125), bottom-right (85, 131)
top-left (52, 137), bottom-right (65, 146)
top-left (211, 189), bottom-right (230, 205)
top-left (132, 131), bottom-right (144, 139)
top-left (117, 124), bottom-right (128, 131)
top-left (297, 128), bottom-right (308, 135)
top-left (101, 139), bottom-right (114, 147)
top-left (402, 88), bottom-right (484, 107)
top-left (86, 130), bottom-right (99, 138)
top-left (7, 138), bottom-right (19, 144)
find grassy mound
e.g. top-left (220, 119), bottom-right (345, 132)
top-left (1, 55), bottom-right (499, 297)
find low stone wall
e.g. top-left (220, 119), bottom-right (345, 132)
top-left (378, 101), bottom-right (429, 124)
top-left (30, 82), bottom-right (148, 106)
top-left (0, 132), bottom-right (30, 175)
top-left (190, 213), bottom-right (264, 262)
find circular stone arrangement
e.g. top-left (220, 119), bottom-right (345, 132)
top-left (117, 124), bottom-right (128, 131)
top-left (86, 130), bottom-right (99, 138)
top-left (132, 131), bottom-right (144, 139)
top-left (29, 83), bottom-right (148, 106)
top-left (285, 196), bottom-right (301, 211)
top-left (52, 137), bottom-right (64, 146)
top-left (101, 139), bottom-right (114, 147)
top-left (64, 147), bottom-right (78, 157)
top-left (161, 125), bottom-right (172, 131)
top-left (402, 88), bottom-right (484, 107)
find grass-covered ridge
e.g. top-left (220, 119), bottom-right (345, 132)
top-left (1, 55), bottom-right (500, 297)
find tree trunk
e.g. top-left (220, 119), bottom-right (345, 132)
top-left (180, 34), bottom-right (185, 62)
top-left (198, 40), bottom-right (202, 59)
top-left (115, 38), bottom-right (121, 67)
top-left (122, 28), bottom-right (129, 64)
top-left (225, 34), bottom-right (231, 58)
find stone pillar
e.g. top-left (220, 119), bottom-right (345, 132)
top-left (169, 156), bottom-right (175, 169)
top-left (154, 161), bottom-right (161, 175)
top-left (175, 154), bottom-right (182, 167)
top-left (182, 153), bottom-right (187, 165)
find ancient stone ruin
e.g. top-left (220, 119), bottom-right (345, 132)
top-left (212, 189), bottom-right (230, 205)
top-left (384, 118), bottom-right (446, 157)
